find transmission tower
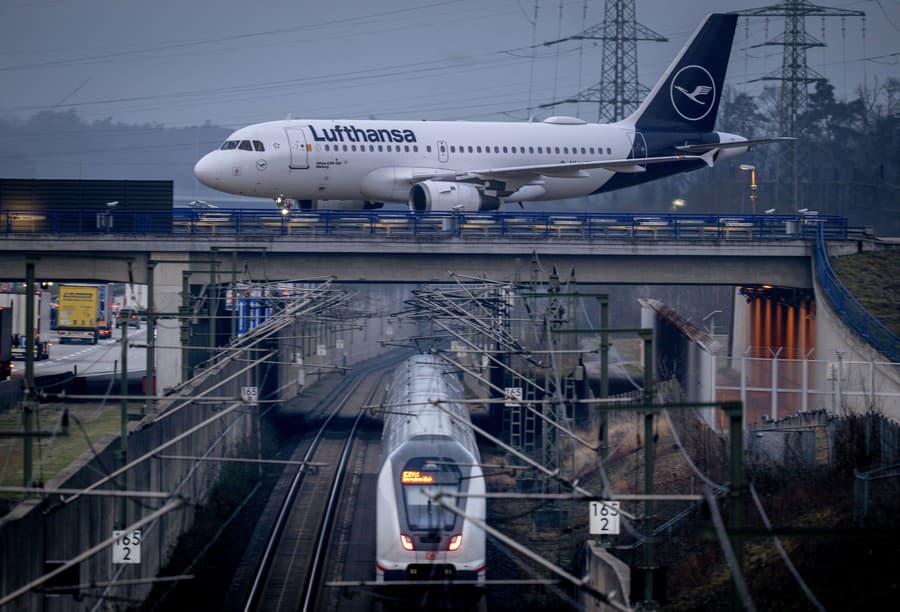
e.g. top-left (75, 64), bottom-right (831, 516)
top-left (736, 0), bottom-right (865, 208)
top-left (540, 0), bottom-right (667, 122)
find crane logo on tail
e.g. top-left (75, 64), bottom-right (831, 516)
top-left (670, 65), bottom-right (716, 121)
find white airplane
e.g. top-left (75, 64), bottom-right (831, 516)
top-left (194, 14), bottom-right (791, 214)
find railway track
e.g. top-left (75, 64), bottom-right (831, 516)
top-left (242, 357), bottom-right (398, 612)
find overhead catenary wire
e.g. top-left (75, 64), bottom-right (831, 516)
top-left (748, 482), bottom-right (827, 612)
top-left (702, 485), bottom-right (757, 612)
top-left (426, 488), bottom-right (633, 612)
top-left (0, 499), bottom-right (184, 607)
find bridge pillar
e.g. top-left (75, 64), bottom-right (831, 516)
top-left (151, 255), bottom-right (188, 393)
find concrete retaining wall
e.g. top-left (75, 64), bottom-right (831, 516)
top-left (812, 259), bottom-right (900, 420)
top-left (0, 354), bottom-right (262, 610)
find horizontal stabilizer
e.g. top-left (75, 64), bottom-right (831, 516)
top-left (675, 137), bottom-right (795, 153)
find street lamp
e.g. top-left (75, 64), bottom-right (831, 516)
top-left (739, 164), bottom-right (758, 214)
top-left (702, 309), bottom-right (722, 336)
top-left (670, 198), bottom-right (686, 213)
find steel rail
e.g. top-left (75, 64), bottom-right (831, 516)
top-left (242, 353), bottom-right (406, 611)
top-left (300, 371), bottom-right (384, 612)
top-left (241, 370), bottom-right (368, 612)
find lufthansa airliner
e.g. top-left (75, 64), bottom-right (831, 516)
top-left (194, 14), bottom-right (790, 213)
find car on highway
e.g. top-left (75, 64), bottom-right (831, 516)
top-left (115, 307), bottom-right (140, 328)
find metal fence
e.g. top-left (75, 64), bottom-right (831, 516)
top-left (815, 224), bottom-right (899, 362)
top-left (714, 353), bottom-right (900, 425)
top-left (1, 208), bottom-right (849, 241)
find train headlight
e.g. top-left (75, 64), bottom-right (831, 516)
top-left (448, 534), bottom-right (462, 552)
top-left (400, 534), bottom-right (415, 551)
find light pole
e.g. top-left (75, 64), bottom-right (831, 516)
top-left (739, 164), bottom-right (757, 214)
top-left (703, 309), bottom-right (722, 336)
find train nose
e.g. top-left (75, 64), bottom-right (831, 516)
top-left (193, 153), bottom-right (221, 189)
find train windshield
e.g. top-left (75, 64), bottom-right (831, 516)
top-left (400, 458), bottom-right (461, 531)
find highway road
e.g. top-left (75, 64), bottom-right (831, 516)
top-left (25, 325), bottom-right (148, 377)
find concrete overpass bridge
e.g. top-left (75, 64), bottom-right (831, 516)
top-left (6, 209), bottom-right (889, 402)
top-left (0, 210), bottom-right (849, 287)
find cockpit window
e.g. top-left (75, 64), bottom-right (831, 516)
top-left (253, 140), bottom-right (265, 152)
top-left (238, 140), bottom-right (253, 151)
top-left (220, 140), bottom-right (239, 150)
top-left (400, 457), bottom-right (460, 531)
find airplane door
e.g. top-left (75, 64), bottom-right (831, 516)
top-left (437, 140), bottom-right (449, 163)
top-left (285, 127), bottom-right (309, 169)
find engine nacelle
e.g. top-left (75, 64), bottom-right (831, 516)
top-left (408, 181), bottom-right (500, 212)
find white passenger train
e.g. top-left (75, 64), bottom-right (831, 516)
top-left (376, 355), bottom-right (486, 583)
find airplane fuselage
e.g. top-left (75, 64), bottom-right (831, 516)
top-left (194, 15), bottom-right (779, 213)
top-left (198, 118), bottom-right (629, 200)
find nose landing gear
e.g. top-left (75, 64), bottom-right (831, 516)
top-left (275, 195), bottom-right (291, 215)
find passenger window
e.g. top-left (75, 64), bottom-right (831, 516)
top-left (468, 146), bottom-right (473, 153)
top-left (239, 140), bottom-right (253, 151)
top-left (450, 145), bottom-right (456, 153)
top-left (607, 147), bottom-right (612, 154)
top-left (369, 145), bottom-right (375, 152)
top-left (555, 147), bottom-right (561, 154)
top-left (581, 147), bottom-right (586, 154)
top-left (426, 145), bottom-right (432, 153)
top-left (351, 144), bottom-right (357, 152)
top-left (253, 140), bottom-right (265, 151)
top-left (590, 147), bottom-right (595, 155)
top-left (494, 146), bottom-right (499, 153)
top-left (220, 140), bottom-right (239, 150)
top-left (413, 145), bottom-right (419, 152)
top-left (502, 146), bottom-right (508, 153)
top-left (476, 146), bottom-right (482, 153)
top-left (343, 144), bottom-right (348, 152)
top-left (405, 145), bottom-right (410, 152)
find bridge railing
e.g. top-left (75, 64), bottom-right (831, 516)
top-left (1, 208), bottom-right (849, 241)
top-left (815, 224), bottom-right (899, 363)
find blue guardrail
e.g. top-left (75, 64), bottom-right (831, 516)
top-left (1, 209), bottom-right (849, 241)
top-left (816, 224), bottom-right (899, 363)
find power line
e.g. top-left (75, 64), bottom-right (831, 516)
top-left (539, 0), bottom-right (668, 121)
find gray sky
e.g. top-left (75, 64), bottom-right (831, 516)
top-left (1, 0), bottom-right (897, 129)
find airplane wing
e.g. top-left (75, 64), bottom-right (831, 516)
top-left (675, 137), bottom-right (795, 153)
top-left (411, 154), bottom-right (706, 185)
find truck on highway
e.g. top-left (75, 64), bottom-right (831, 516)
top-left (0, 289), bottom-right (51, 360)
top-left (57, 285), bottom-right (102, 344)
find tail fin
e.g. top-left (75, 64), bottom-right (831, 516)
top-left (626, 13), bottom-right (738, 132)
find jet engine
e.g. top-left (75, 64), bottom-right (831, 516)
top-left (408, 181), bottom-right (500, 212)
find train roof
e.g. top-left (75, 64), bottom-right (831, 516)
top-left (382, 355), bottom-right (479, 460)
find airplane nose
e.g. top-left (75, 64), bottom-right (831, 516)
top-left (193, 154), bottom-right (219, 188)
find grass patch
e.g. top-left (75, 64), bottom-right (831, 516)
top-left (0, 402), bottom-right (138, 490)
top-left (830, 250), bottom-right (900, 336)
